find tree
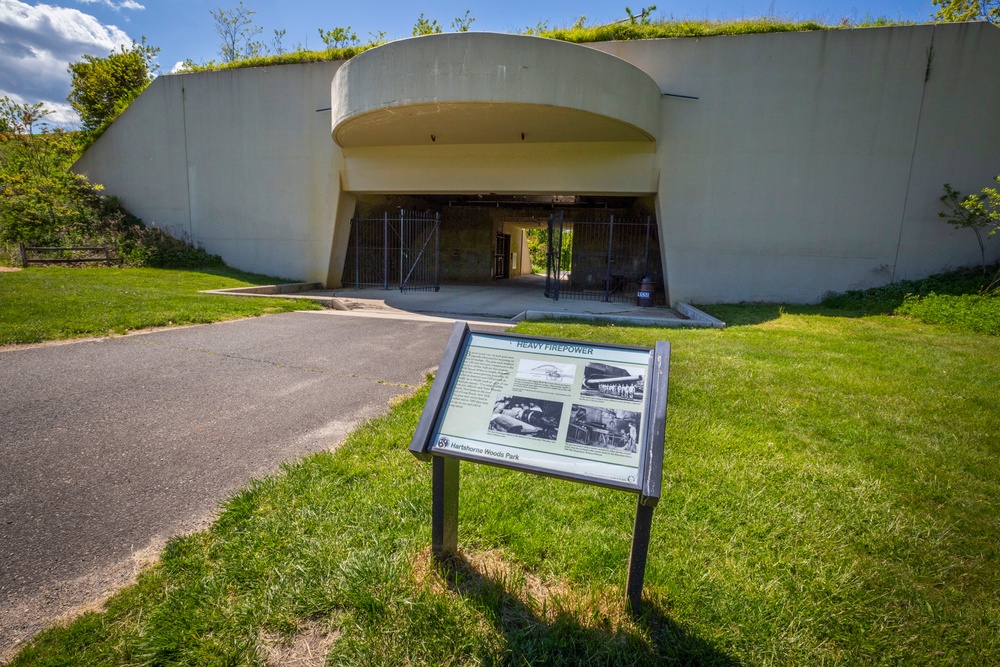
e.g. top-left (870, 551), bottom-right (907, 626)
top-left (413, 14), bottom-right (442, 36)
top-left (271, 28), bottom-right (287, 55)
top-left (318, 26), bottom-right (358, 49)
top-left (0, 97), bottom-right (102, 249)
top-left (932, 0), bottom-right (999, 23)
top-left (984, 176), bottom-right (1000, 227)
top-left (211, 2), bottom-right (264, 63)
top-left (525, 228), bottom-right (573, 274)
top-left (0, 98), bottom-right (51, 137)
top-left (452, 10), bottom-right (475, 32)
top-left (624, 5), bottom-right (658, 25)
top-left (939, 181), bottom-right (999, 275)
top-left (67, 37), bottom-right (158, 133)
top-left (0, 97), bottom-right (57, 183)
top-left (522, 20), bottom-right (551, 35)
top-left (367, 31), bottom-right (388, 46)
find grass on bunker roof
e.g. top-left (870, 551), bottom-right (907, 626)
top-left (10, 305), bottom-right (1000, 665)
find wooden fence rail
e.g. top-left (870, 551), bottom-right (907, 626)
top-left (20, 243), bottom-right (113, 267)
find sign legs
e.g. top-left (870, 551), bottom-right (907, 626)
top-left (432, 455), bottom-right (459, 560)
top-left (626, 498), bottom-right (654, 615)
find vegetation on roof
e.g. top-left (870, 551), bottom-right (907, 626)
top-left (176, 14), bottom-right (916, 75)
top-left (532, 16), bottom-right (827, 42)
top-left (177, 45), bottom-right (373, 73)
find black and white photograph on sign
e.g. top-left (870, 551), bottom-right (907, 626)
top-left (567, 404), bottom-right (641, 453)
top-left (489, 396), bottom-right (563, 440)
top-left (516, 359), bottom-right (577, 385)
top-left (580, 362), bottom-right (645, 402)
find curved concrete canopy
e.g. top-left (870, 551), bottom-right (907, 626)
top-left (331, 33), bottom-right (662, 147)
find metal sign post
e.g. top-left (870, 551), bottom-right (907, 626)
top-left (410, 322), bottom-right (671, 612)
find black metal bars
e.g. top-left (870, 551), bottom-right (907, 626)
top-left (344, 210), bottom-right (440, 292)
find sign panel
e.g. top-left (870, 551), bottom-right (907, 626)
top-left (411, 322), bottom-right (671, 608)
top-left (426, 331), bottom-right (655, 491)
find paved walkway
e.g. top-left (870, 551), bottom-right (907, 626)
top-left (205, 275), bottom-right (720, 328)
top-left (319, 275), bottom-right (689, 324)
top-left (0, 311), bottom-right (506, 658)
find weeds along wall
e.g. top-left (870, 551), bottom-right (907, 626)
top-left (73, 24), bottom-right (1000, 302)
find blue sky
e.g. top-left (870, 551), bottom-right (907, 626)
top-left (1, 0), bottom-right (937, 126)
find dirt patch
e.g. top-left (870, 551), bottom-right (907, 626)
top-left (258, 621), bottom-right (340, 667)
top-left (0, 266), bottom-right (22, 272)
top-left (413, 547), bottom-right (634, 631)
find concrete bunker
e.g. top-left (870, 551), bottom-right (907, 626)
top-left (71, 24), bottom-right (1000, 304)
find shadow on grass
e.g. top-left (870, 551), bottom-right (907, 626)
top-left (436, 554), bottom-right (741, 666)
top-left (532, 304), bottom-right (878, 329)
top-left (694, 303), bottom-right (879, 327)
top-left (173, 265), bottom-right (307, 285)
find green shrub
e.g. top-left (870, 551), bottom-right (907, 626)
top-left (896, 293), bottom-right (1000, 335)
top-left (1, 100), bottom-right (220, 269)
top-left (97, 197), bottom-right (224, 269)
top-left (820, 264), bottom-right (998, 314)
top-left (820, 264), bottom-right (1000, 335)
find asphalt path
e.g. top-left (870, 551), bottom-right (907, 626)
top-left (0, 311), bottom-right (504, 657)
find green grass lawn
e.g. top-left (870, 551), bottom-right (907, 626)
top-left (0, 266), bottom-right (321, 345)
top-left (10, 308), bottom-right (999, 666)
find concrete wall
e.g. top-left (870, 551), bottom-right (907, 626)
top-left (896, 23), bottom-right (1000, 280)
top-left (75, 62), bottom-right (345, 283)
top-left (593, 23), bottom-right (1000, 303)
top-left (75, 24), bottom-right (1000, 303)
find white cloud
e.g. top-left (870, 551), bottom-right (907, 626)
top-left (0, 0), bottom-right (135, 124)
top-left (75, 0), bottom-right (145, 10)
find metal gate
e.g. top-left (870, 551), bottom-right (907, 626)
top-left (545, 214), bottom-right (661, 303)
top-left (343, 210), bottom-right (440, 292)
top-left (544, 211), bottom-right (566, 299)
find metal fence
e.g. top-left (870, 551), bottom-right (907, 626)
top-left (343, 211), bottom-right (440, 292)
top-left (546, 213), bottom-right (662, 304)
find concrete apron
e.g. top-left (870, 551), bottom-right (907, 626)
top-left (204, 281), bottom-right (725, 328)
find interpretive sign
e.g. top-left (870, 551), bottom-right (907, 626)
top-left (410, 322), bottom-right (671, 612)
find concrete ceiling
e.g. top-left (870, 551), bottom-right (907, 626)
top-left (334, 101), bottom-right (654, 147)
top-left (331, 32), bottom-right (662, 148)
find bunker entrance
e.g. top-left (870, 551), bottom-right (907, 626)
top-left (342, 195), bottom-right (663, 304)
